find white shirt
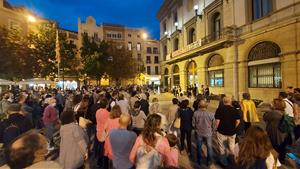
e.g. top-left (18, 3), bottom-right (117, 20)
top-left (116, 99), bottom-right (130, 114)
top-left (283, 98), bottom-right (294, 117)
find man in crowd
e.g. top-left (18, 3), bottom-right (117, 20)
top-left (3, 130), bottom-right (61, 169)
top-left (110, 114), bottom-right (137, 169)
top-left (193, 100), bottom-right (215, 166)
top-left (0, 104), bottom-right (33, 146)
top-left (215, 96), bottom-right (240, 167)
top-left (279, 92), bottom-right (294, 118)
top-left (0, 92), bottom-right (11, 118)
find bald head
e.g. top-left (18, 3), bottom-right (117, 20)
top-left (119, 114), bottom-right (131, 128)
top-left (223, 96), bottom-right (232, 105)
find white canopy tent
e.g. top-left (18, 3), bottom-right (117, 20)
top-left (17, 78), bottom-right (51, 85)
top-left (0, 79), bottom-right (15, 85)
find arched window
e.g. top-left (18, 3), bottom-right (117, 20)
top-left (212, 12), bottom-right (221, 40)
top-left (252, 0), bottom-right (272, 20)
top-left (173, 38), bottom-right (179, 51)
top-left (248, 41), bottom-right (281, 88)
top-left (188, 28), bottom-right (196, 44)
top-left (173, 65), bottom-right (180, 86)
top-left (208, 54), bottom-right (224, 87)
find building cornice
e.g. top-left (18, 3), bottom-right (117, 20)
top-left (157, 0), bottom-right (182, 21)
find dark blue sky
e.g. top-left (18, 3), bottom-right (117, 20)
top-left (9, 0), bottom-right (164, 39)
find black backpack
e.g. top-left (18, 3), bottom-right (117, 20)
top-left (3, 122), bottom-right (20, 145)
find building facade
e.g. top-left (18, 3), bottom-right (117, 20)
top-left (158, 0), bottom-right (300, 101)
top-left (78, 16), bottom-right (161, 85)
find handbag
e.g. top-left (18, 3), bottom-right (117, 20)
top-left (173, 117), bottom-right (181, 129)
top-left (79, 117), bottom-right (92, 129)
top-left (279, 113), bottom-right (295, 133)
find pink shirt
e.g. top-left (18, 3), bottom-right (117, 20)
top-left (42, 105), bottom-right (58, 125)
top-left (165, 147), bottom-right (179, 167)
top-left (104, 118), bottom-right (120, 159)
top-left (96, 108), bottom-right (110, 142)
top-left (129, 134), bottom-right (170, 165)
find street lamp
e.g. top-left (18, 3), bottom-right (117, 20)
top-left (27, 15), bottom-right (37, 23)
top-left (174, 22), bottom-right (181, 32)
top-left (194, 5), bottom-right (202, 19)
top-left (142, 33), bottom-right (148, 40)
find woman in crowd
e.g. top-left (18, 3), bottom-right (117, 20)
top-left (149, 97), bottom-right (162, 115)
top-left (293, 93), bottom-right (300, 140)
top-left (42, 98), bottom-right (59, 149)
top-left (178, 99), bottom-right (194, 156)
top-left (263, 98), bottom-right (288, 163)
top-left (227, 126), bottom-right (280, 169)
top-left (130, 101), bottom-right (147, 136)
top-left (74, 95), bottom-right (89, 123)
top-left (104, 105), bottom-right (122, 160)
top-left (240, 93), bottom-right (259, 131)
top-left (130, 114), bottom-right (171, 169)
top-left (59, 110), bottom-right (89, 169)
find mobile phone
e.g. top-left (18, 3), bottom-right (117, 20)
top-left (287, 153), bottom-right (300, 164)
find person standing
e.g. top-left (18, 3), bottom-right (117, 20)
top-left (240, 93), bottom-right (259, 131)
top-left (215, 96), bottom-right (240, 167)
top-left (193, 100), bottom-right (214, 166)
top-left (167, 98), bottom-right (179, 128)
top-left (130, 101), bottom-right (147, 136)
top-left (116, 93), bottom-right (130, 115)
top-left (42, 98), bottom-right (59, 150)
top-left (204, 85), bottom-right (210, 102)
top-left (110, 114), bottom-right (137, 169)
top-left (178, 99), bottom-right (194, 156)
top-left (59, 111), bottom-right (88, 169)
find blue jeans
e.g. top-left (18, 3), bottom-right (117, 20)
top-left (196, 135), bottom-right (213, 165)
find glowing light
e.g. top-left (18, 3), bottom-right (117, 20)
top-left (142, 33), bottom-right (148, 39)
top-left (27, 15), bottom-right (37, 23)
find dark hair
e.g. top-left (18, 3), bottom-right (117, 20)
top-left (5, 130), bottom-right (46, 169)
top-left (294, 88), bottom-right (300, 93)
top-left (166, 134), bottom-right (177, 147)
top-left (134, 100), bottom-right (141, 109)
top-left (287, 86), bottom-right (293, 89)
top-left (279, 92), bottom-right (288, 99)
top-left (73, 95), bottom-right (82, 106)
top-left (110, 105), bottom-right (122, 119)
top-left (60, 111), bottom-right (75, 125)
top-left (180, 99), bottom-right (189, 109)
top-left (242, 93), bottom-right (250, 100)
top-left (142, 114), bottom-right (162, 147)
top-left (172, 98), bottom-right (178, 105)
top-left (99, 98), bottom-right (108, 108)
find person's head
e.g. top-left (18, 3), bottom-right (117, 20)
top-left (287, 86), bottom-right (294, 93)
top-left (172, 98), bottom-right (178, 105)
top-left (152, 97), bottom-right (159, 103)
top-left (279, 91), bottom-right (288, 99)
top-left (273, 98), bottom-right (286, 111)
top-left (110, 105), bottom-right (122, 119)
top-left (242, 93), bottom-right (251, 100)
top-left (142, 114), bottom-right (162, 147)
top-left (119, 114), bottom-right (131, 129)
top-left (166, 134), bottom-right (177, 148)
top-left (118, 93), bottom-right (124, 100)
top-left (294, 93), bottom-right (300, 102)
top-left (223, 96), bottom-right (232, 106)
top-left (99, 98), bottom-right (109, 109)
top-left (133, 100), bottom-right (141, 109)
top-left (180, 99), bottom-right (189, 109)
top-left (60, 110), bottom-right (75, 125)
top-left (237, 126), bottom-right (274, 168)
top-left (294, 88), bottom-right (300, 94)
top-left (2, 92), bottom-right (10, 100)
top-left (7, 104), bottom-right (21, 115)
top-left (73, 94), bottom-right (82, 105)
top-left (180, 93), bottom-right (183, 97)
top-left (112, 91), bottom-right (118, 99)
top-left (5, 130), bottom-right (48, 169)
top-left (47, 98), bottom-right (56, 107)
top-left (196, 94), bottom-right (204, 101)
top-left (199, 100), bottom-right (208, 109)
top-left (18, 93), bottom-right (27, 104)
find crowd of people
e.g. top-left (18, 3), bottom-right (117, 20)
top-left (0, 85), bottom-right (299, 169)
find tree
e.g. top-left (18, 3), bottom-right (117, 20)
top-left (106, 45), bottom-right (138, 85)
top-left (80, 34), bottom-right (109, 82)
top-left (58, 32), bottom-right (80, 76)
top-left (0, 26), bottom-right (33, 80)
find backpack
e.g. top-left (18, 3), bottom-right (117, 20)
top-left (135, 137), bottom-right (163, 169)
top-left (279, 113), bottom-right (295, 133)
top-left (3, 123), bottom-right (20, 145)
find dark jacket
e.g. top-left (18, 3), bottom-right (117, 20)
top-left (0, 113), bottom-right (33, 145)
top-left (178, 107), bottom-right (194, 131)
top-left (140, 99), bottom-right (149, 116)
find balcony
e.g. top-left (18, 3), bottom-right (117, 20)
top-left (172, 40), bottom-right (202, 58)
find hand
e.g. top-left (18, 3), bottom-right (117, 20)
top-left (84, 153), bottom-right (88, 160)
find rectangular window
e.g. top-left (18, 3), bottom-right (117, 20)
top-left (252, 0), bottom-right (272, 20)
top-left (155, 66), bottom-right (159, 75)
top-left (147, 66), bottom-right (151, 74)
top-left (153, 47), bottom-right (158, 54)
top-left (208, 70), bottom-right (224, 87)
top-left (128, 42), bottom-right (132, 51)
top-left (137, 43), bottom-right (141, 51)
top-left (128, 34), bottom-right (131, 37)
top-left (249, 63), bottom-right (281, 88)
top-left (173, 11), bottom-right (178, 23)
top-left (147, 47), bottom-right (152, 54)
top-left (154, 56), bottom-right (159, 64)
top-left (146, 56), bottom-right (151, 64)
top-left (163, 21), bottom-right (167, 33)
top-left (117, 33), bottom-right (122, 39)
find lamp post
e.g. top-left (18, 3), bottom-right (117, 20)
top-left (194, 5), bottom-right (203, 19)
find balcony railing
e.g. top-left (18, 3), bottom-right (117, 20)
top-left (172, 39), bottom-right (202, 57)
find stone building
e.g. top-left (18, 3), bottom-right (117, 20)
top-left (78, 16), bottom-right (161, 85)
top-left (158, 0), bottom-right (300, 101)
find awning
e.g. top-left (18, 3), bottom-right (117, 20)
top-left (0, 79), bottom-right (15, 85)
top-left (17, 78), bottom-right (51, 85)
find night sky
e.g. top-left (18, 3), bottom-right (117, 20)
top-left (8, 0), bottom-right (164, 39)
